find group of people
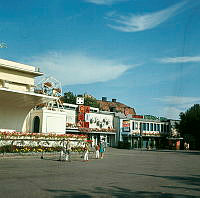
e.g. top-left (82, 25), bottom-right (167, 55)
top-left (184, 142), bottom-right (190, 150)
top-left (60, 139), bottom-right (72, 162)
top-left (94, 142), bottom-right (105, 159)
top-left (59, 139), bottom-right (106, 162)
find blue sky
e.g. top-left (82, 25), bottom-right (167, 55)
top-left (1, 0), bottom-right (200, 119)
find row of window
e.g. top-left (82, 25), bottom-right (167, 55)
top-left (142, 122), bottom-right (169, 132)
top-left (122, 121), bottom-right (169, 133)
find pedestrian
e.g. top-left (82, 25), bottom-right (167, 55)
top-left (65, 139), bottom-right (72, 161)
top-left (83, 143), bottom-right (89, 161)
top-left (99, 141), bottom-right (105, 159)
top-left (95, 143), bottom-right (100, 159)
top-left (186, 143), bottom-right (190, 150)
top-left (59, 139), bottom-right (66, 161)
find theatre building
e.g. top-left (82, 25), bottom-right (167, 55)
top-left (0, 59), bottom-right (55, 132)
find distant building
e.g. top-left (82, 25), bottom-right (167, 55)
top-left (114, 115), bottom-right (170, 149)
top-left (96, 97), bottom-right (136, 115)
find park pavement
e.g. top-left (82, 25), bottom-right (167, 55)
top-left (0, 148), bottom-right (200, 198)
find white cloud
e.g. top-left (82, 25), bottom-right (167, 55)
top-left (154, 96), bottom-right (200, 105)
top-left (28, 52), bottom-right (133, 86)
top-left (106, 1), bottom-right (187, 32)
top-left (154, 96), bottom-right (200, 119)
top-left (85, 0), bottom-right (126, 5)
top-left (162, 106), bottom-right (183, 120)
top-left (159, 56), bottom-right (200, 63)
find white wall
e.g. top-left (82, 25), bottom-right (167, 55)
top-left (0, 104), bottom-right (32, 132)
top-left (64, 109), bottom-right (76, 124)
top-left (85, 113), bottom-right (114, 129)
top-left (28, 109), bottom-right (67, 134)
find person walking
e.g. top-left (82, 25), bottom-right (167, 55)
top-left (95, 143), bottom-right (100, 159)
top-left (65, 139), bottom-right (72, 161)
top-left (99, 141), bottom-right (105, 159)
top-left (83, 143), bottom-right (89, 161)
top-left (59, 139), bottom-right (66, 161)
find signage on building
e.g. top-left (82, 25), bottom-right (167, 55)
top-left (143, 115), bottom-right (159, 120)
top-left (143, 115), bottom-right (168, 121)
top-left (79, 105), bottom-right (85, 113)
top-left (76, 97), bottom-right (84, 105)
top-left (133, 115), bottom-right (143, 119)
top-left (77, 105), bottom-right (91, 128)
top-left (122, 120), bottom-right (130, 132)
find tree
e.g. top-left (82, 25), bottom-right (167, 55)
top-left (63, 91), bottom-right (100, 108)
top-left (63, 91), bottom-right (76, 104)
top-left (176, 104), bottom-right (200, 149)
top-left (84, 97), bottom-right (100, 108)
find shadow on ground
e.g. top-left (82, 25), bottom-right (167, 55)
top-left (128, 173), bottom-right (200, 187)
top-left (148, 150), bottom-right (200, 156)
top-left (44, 186), bottom-right (199, 198)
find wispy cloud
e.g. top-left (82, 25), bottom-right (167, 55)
top-left (85, 0), bottom-right (126, 5)
top-left (159, 56), bottom-right (200, 63)
top-left (27, 51), bottom-right (135, 86)
top-left (106, 1), bottom-right (187, 32)
top-left (154, 96), bottom-right (200, 105)
top-left (154, 96), bottom-right (200, 119)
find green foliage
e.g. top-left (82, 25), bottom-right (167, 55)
top-left (176, 104), bottom-right (200, 149)
top-left (63, 91), bottom-right (76, 104)
top-left (84, 97), bottom-right (100, 108)
top-left (63, 91), bottom-right (100, 108)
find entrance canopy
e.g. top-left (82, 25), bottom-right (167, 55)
top-left (0, 88), bottom-right (56, 132)
top-left (0, 88), bottom-right (55, 108)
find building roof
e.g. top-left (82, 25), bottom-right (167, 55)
top-left (0, 58), bottom-right (43, 76)
top-left (96, 99), bottom-right (136, 115)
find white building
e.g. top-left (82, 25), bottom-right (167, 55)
top-left (114, 114), bottom-right (170, 149)
top-left (62, 103), bottom-right (116, 147)
top-left (0, 59), bottom-right (55, 132)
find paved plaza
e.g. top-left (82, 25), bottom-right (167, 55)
top-left (0, 149), bottom-right (200, 198)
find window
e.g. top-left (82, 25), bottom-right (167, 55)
top-left (157, 124), bottom-right (160, 132)
top-left (154, 123), bottom-right (156, 131)
top-left (166, 125), bottom-right (169, 132)
top-left (150, 123), bottom-right (153, 131)
top-left (161, 124), bottom-right (164, 132)
top-left (164, 124), bottom-right (167, 132)
top-left (147, 123), bottom-right (149, 131)
top-left (135, 122), bottom-right (138, 130)
top-left (132, 121), bottom-right (134, 130)
top-left (143, 123), bottom-right (146, 131)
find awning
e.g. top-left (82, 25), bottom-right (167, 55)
top-left (0, 88), bottom-right (56, 108)
top-left (167, 137), bottom-right (183, 140)
top-left (0, 88), bottom-right (56, 131)
top-left (66, 129), bottom-right (116, 135)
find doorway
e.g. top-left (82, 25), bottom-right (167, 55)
top-left (33, 116), bottom-right (40, 133)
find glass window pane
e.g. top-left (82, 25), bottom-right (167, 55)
top-left (147, 123), bottom-right (149, 131)
top-left (150, 123), bottom-right (153, 131)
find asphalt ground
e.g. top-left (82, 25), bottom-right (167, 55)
top-left (0, 148), bottom-right (200, 198)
